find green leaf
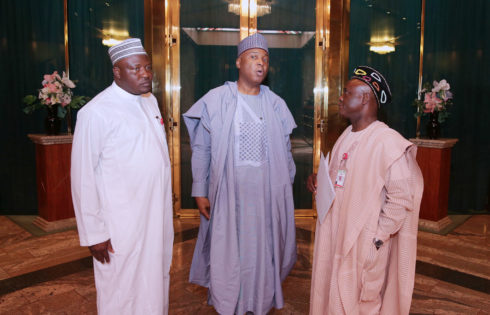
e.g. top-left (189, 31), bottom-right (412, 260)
top-left (68, 95), bottom-right (90, 110)
top-left (23, 102), bottom-right (44, 114)
top-left (58, 105), bottom-right (67, 119)
top-left (22, 95), bottom-right (37, 105)
top-left (438, 111), bottom-right (450, 123)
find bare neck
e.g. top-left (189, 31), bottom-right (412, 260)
top-left (350, 115), bottom-right (377, 132)
top-left (237, 79), bottom-right (261, 95)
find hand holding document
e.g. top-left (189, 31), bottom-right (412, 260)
top-left (315, 152), bottom-right (336, 224)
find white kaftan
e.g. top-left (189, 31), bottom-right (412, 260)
top-left (71, 82), bottom-right (174, 315)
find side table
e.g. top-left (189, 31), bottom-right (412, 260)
top-left (28, 134), bottom-right (76, 232)
top-left (410, 138), bottom-right (458, 233)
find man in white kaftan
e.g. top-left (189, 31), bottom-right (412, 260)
top-left (71, 38), bottom-right (174, 315)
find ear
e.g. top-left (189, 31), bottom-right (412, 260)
top-left (236, 57), bottom-right (241, 70)
top-left (113, 67), bottom-right (121, 79)
top-left (362, 92), bottom-right (378, 113)
top-left (361, 92), bottom-right (370, 106)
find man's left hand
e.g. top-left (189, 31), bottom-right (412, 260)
top-left (306, 173), bottom-right (318, 194)
top-left (89, 239), bottom-right (114, 264)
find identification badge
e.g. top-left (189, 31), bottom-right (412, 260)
top-left (335, 169), bottom-right (346, 187)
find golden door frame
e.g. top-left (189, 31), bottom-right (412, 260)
top-left (144, 0), bottom-right (351, 217)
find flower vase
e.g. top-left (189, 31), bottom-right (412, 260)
top-left (45, 105), bottom-right (61, 135)
top-left (426, 111), bottom-right (440, 139)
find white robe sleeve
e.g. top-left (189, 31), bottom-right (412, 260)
top-left (71, 109), bottom-right (111, 246)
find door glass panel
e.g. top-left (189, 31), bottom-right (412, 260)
top-left (69, 0), bottom-right (144, 97)
top-left (257, 0), bottom-right (316, 209)
top-left (349, 0), bottom-right (421, 137)
top-left (180, 0), bottom-right (240, 209)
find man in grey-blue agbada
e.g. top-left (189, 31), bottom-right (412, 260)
top-left (183, 33), bottom-right (297, 315)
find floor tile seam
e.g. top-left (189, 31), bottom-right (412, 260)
top-left (1, 239), bottom-right (82, 252)
top-left (0, 253), bottom-right (92, 276)
top-left (417, 232), bottom-right (488, 243)
top-left (421, 281), bottom-right (490, 301)
top-left (416, 248), bottom-right (490, 262)
top-left (415, 256), bottom-right (490, 274)
top-left (413, 292), bottom-right (488, 310)
top-left (419, 231), bottom-right (489, 239)
top-left (449, 230), bottom-right (489, 237)
top-left (0, 257), bottom-right (93, 297)
top-left (417, 237), bottom-right (490, 250)
top-left (410, 294), bottom-right (486, 313)
top-left (416, 246), bottom-right (490, 265)
top-left (416, 256), bottom-right (490, 280)
top-left (415, 261), bottom-right (490, 294)
top-left (418, 266), bottom-right (490, 284)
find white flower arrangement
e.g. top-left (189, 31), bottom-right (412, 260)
top-left (23, 71), bottom-right (89, 118)
top-left (414, 79), bottom-right (453, 123)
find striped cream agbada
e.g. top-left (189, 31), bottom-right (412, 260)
top-left (310, 121), bottom-right (424, 315)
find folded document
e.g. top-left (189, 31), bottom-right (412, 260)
top-left (315, 152), bottom-right (336, 224)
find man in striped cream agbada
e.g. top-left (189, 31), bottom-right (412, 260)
top-left (307, 66), bottom-right (424, 315)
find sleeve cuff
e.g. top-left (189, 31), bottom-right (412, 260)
top-left (79, 231), bottom-right (111, 247)
top-left (191, 181), bottom-right (209, 197)
top-left (375, 229), bottom-right (391, 243)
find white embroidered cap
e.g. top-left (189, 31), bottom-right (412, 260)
top-left (108, 38), bottom-right (148, 65)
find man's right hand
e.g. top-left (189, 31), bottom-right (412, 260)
top-left (195, 197), bottom-right (210, 220)
top-left (89, 239), bottom-right (114, 264)
top-left (306, 173), bottom-right (318, 194)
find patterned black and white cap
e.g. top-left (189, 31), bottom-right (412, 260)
top-left (237, 33), bottom-right (269, 57)
top-left (351, 66), bottom-right (392, 107)
top-left (108, 38), bottom-right (148, 65)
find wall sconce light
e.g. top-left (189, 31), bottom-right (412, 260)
top-left (102, 38), bottom-right (123, 47)
top-left (369, 43), bottom-right (395, 54)
top-left (101, 29), bottom-right (130, 47)
top-left (369, 32), bottom-right (397, 55)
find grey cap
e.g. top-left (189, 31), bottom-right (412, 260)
top-left (237, 33), bottom-right (269, 57)
top-left (108, 38), bottom-right (148, 65)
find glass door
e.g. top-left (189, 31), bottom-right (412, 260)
top-left (255, 0), bottom-right (316, 212)
top-left (178, 0), bottom-right (241, 215)
top-left (153, 0), bottom-right (349, 216)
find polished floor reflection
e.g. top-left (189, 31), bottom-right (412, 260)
top-left (0, 215), bottom-right (489, 314)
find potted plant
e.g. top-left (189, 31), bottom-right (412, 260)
top-left (23, 71), bottom-right (89, 135)
top-left (413, 79), bottom-right (453, 139)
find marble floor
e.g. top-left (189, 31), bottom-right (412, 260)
top-left (0, 215), bottom-right (489, 314)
